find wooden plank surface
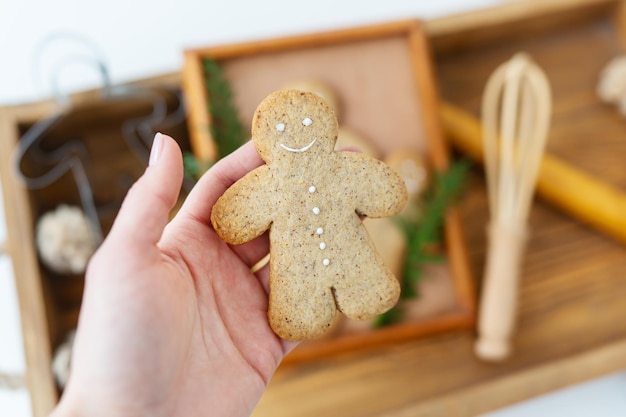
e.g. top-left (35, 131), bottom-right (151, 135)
top-left (252, 173), bottom-right (626, 417)
top-left (0, 108), bottom-right (57, 417)
top-left (250, 1), bottom-right (626, 416)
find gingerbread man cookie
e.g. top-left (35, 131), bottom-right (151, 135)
top-left (211, 89), bottom-right (408, 340)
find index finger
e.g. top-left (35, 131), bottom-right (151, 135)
top-left (177, 140), bottom-right (264, 225)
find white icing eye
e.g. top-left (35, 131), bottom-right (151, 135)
top-left (276, 123), bottom-right (285, 132)
top-left (302, 117), bottom-right (312, 126)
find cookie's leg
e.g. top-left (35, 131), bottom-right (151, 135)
top-left (333, 263), bottom-right (400, 320)
top-left (268, 276), bottom-right (337, 341)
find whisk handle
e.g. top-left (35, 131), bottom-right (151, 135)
top-left (475, 223), bottom-right (527, 362)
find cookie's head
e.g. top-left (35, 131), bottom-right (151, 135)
top-left (251, 89), bottom-right (338, 163)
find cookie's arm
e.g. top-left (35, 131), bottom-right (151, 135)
top-left (351, 155), bottom-right (408, 218)
top-left (210, 166), bottom-right (273, 245)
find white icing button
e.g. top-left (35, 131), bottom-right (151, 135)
top-left (302, 117), bottom-right (313, 126)
top-left (309, 185), bottom-right (316, 193)
top-left (276, 123), bottom-right (285, 132)
top-left (323, 258), bottom-right (330, 266)
top-left (316, 227), bottom-right (324, 235)
top-left (319, 242), bottom-right (326, 250)
top-left (312, 207), bottom-right (320, 215)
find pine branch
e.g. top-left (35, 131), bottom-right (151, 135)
top-left (183, 152), bottom-right (213, 181)
top-left (374, 159), bottom-right (470, 327)
top-left (183, 59), bottom-right (245, 181)
top-left (203, 59), bottom-right (245, 158)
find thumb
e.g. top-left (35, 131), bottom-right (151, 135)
top-left (108, 133), bottom-right (183, 247)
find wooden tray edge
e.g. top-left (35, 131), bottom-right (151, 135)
top-left (0, 108), bottom-right (57, 417)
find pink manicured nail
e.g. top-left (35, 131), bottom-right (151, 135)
top-left (149, 132), bottom-right (164, 166)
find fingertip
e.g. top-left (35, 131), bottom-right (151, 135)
top-left (151, 133), bottom-right (183, 168)
top-left (109, 133), bottom-right (184, 246)
top-left (149, 132), bottom-right (165, 166)
top-left (339, 146), bottom-right (363, 153)
top-left (178, 140), bottom-right (264, 224)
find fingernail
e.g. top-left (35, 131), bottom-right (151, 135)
top-left (149, 133), bottom-right (164, 166)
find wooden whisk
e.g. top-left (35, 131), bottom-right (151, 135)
top-left (475, 53), bottom-right (552, 361)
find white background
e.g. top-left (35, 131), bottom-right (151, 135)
top-left (1, 1), bottom-right (626, 416)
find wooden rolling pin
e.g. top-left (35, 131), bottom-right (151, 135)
top-left (440, 101), bottom-right (626, 245)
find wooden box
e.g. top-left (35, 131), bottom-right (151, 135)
top-left (182, 20), bottom-right (476, 362)
top-left (0, 74), bottom-right (188, 416)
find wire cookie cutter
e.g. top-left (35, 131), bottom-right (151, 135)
top-left (13, 33), bottom-right (187, 244)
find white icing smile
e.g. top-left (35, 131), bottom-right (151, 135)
top-left (279, 138), bottom-right (317, 153)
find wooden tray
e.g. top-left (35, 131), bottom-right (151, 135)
top-left (246, 1), bottom-right (626, 416)
top-left (0, 74), bottom-right (188, 416)
top-left (182, 20), bottom-right (476, 363)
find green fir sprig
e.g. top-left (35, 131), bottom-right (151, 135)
top-left (183, 152), bottom-right (213, 181)
top-left (204, 59), bottom-right (246, 158)
top-left (183, 59), bottom-right (246, 181)
top-left (375, 160), bottom-right (470, 327)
